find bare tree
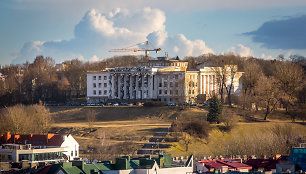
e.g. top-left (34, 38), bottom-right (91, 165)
top-left (273, 61), bottom-right (304, 112)
top-left (255, 75), bottom-right (281, 120)
top-left (240, 59), bottom-right (263, 110)
top-left (0, 103), bottom-right (52, 134)
top-left (87, 110), bottom-right (97, 131)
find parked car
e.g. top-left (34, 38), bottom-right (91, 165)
top-left (112, 102), bottom-right (119, 106)
top-left (167, 103), bottom-right (176, 106)
top-left (136, 102), bottom-right (143, 106)
top-left (121, 102), bottom-right (128, 106)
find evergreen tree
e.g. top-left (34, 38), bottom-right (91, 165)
top-left (207, 96), bottom-right (223, 123)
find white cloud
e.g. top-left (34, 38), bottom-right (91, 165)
top-left (229, 44), bottom-right (254, 57)
top-left (90, 55), bottom-right (99, 62)
top-left (260, 53), bottom-right (274, 60)
top-left (13, 7), bottom-right (214, 64)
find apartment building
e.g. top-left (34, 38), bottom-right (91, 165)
top-left (87, 57), bottom-right (243, 104)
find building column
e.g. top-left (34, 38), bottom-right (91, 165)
top-left (211, 75), bottom-right (214, 92)
top-left (214, 75), bottom-right (217, 94)
top-left (206, 75), bottom-right (210, 95)
top-left (210, 75), bottom-right (213, 94)
top-left (129, 75), bottom-right (133, 99)
top-left (135, 75), bottom-right (139, 99)
top-left (200, 74), bottom-right (203, 94)
top-left (149, 74), bottom-right (153, 98)
top-left (142, 74), bottom-right (145, 99)
top-left (123, 74), bottom-right (126, 99)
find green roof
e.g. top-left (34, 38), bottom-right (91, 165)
top-left (94, 163), bottom-right (114, 170)
top-left (62, 166), bottom-right (85, 174)
top-left (83, 164), bottom-right (100, 174)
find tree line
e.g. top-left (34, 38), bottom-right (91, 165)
top-left (0, 55), bottom-right (140, 107)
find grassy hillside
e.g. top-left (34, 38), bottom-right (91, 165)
top-left (48, 105), bottom-right (306, 160)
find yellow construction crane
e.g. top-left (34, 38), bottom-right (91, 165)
top-left (109, 41), bottom-right (161, 58)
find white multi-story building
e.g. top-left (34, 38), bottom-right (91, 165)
top-left (87, 57), bottom-right (243, 104)
top-left (0, 132), bottom-right (79, 162)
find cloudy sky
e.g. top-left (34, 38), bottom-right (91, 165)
top-left (1, 0), bottom-right (306, 65)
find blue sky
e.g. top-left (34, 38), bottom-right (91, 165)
top-left (1, 0), bottom-right (306, 65)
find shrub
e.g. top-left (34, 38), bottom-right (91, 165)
top-left (220, 108), bottom-right (238, 131)
top-left (171, 120), bottom-right (211, 139)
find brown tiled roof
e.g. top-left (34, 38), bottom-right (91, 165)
top-left (0, 132), bottom-right (64, 146)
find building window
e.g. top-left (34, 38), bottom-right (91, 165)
top-left (104, 90), bottom-right (107, 95)
top-left (71, 151), bottom-right (73, 156)
top-left (164, 82), bottom-right (167, 87)
top-left (175, 82), bottom-right (178, 87)
top-left (159, 90), bottom-right (162, 94)
top-left (104, 76), bottom-right (107, 80)
top-left (75, 150), bottom-right (77, 157)
top-left (8, 155), bottom-right (12, 160)
top-left (98, 83), bottom-right (102, 88)
top-left (192, 90), bottom-right (194, 94)
top-left (170, 82), bottom-right (173, 87)
top-left (93, 83), bottom-right (96, 88)
top-left (99, 90), bottom-right (102, 95)
top-left (165, 90), bottom-right (167, 95)
top-left (159, 83), bottom-right (162, 87)
top-left (170, 90), bottom-right (172, 95)
top-left (175, 90), bottom-right (178, 95)
top-left (93, 90), bottom-right (96, 95)
top-left (175, 75), bottom-right (178, 79)
top-left (98, 76), bottom-right (101, 80)
top-left (104, 83), bottom-right (107, 87)
top-left (189, 90), bottom-right (191, 94)
top-left (93, 76), bottom-right (96, 80)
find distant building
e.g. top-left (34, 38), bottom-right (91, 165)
top-left (196, 159), bottom-right (252, 173)
top-left (0, 132), bottom-right (79, 162)
top-left (87, 57), bottom-right (243, 104)
top-left (36, 154), bottom-right (193, 174)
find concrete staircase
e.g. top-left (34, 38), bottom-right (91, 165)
top-left (137, 127), bottom-right (171, 155)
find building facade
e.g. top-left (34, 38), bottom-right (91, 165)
top-left (87, 57), bottom-right (243, 104)
top-left (0, 132), bottom-right (79, 162)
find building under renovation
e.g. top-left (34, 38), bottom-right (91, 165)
top-left (87, 57), bottom-right (243, 104)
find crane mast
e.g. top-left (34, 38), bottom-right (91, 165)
top-left (109, 41), bottom-right (161, 58)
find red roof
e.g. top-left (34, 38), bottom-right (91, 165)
top-left (246, 159), bottom-right (279, 170)
top-left (198, 159), bottom-right (252, 170)
top-left (0, 132), bottom-right (65, 147)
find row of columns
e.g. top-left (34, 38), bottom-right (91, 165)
top-left (199, 74), bottom-right (217, 95)
top-left (110, 73), bottom-right (154, 100)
